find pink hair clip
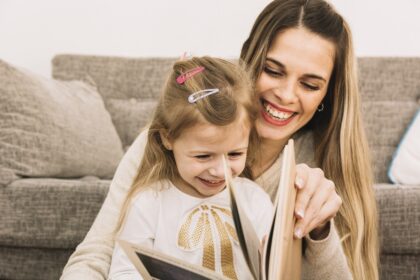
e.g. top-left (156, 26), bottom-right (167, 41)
top-left (176, 66), bottom-right (205, 85)
top-left (179, 51), bottom-right (191, 61)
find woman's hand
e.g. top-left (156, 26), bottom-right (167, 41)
top-left (293, 164), bottom-right (342, 240)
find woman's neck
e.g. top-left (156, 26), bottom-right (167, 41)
top-left (253, 137), bottom-right (288, 178)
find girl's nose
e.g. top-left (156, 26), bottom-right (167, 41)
top-left (208, 159), bottom-right (225, 178)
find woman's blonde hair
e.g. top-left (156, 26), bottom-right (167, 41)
top-left (241, 0), bottom-right (379, 279)
top-left (115, 56), bottom-right (258, 233)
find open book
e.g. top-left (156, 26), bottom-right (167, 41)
top-left (118, 139), bottom-right (301, 280)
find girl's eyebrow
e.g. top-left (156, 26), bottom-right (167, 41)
top-left (265, 57), bottom-right (327, 83)
top-left (229, 147), bottom-right (248, 152)
top-left (189, 147), bottom-right (248, 154)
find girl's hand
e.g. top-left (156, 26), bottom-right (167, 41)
top-left (293, 164), bottom-right (342, 240)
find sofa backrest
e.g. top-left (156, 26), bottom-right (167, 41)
top-left (52, 55), bottom-right (420, 183)
top-left (52, 55), bottom-right (177, 150)
top-left (358, 58), bottom-right (419, 182)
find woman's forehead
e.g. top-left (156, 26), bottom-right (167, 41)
top-left (267, 27), bottom-right (335, 80)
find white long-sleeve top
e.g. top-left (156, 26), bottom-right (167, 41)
top-left (108, 178), bottom-right (273, 280)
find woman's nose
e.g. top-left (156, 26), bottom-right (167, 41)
top-left (273, 79), bottom-right (299, 104)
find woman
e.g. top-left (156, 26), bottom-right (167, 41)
top-left (241, 1), bottom-right (378, 279)
top-left (61, 0), bottom-right (378, 279)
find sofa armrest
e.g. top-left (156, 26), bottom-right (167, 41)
top-left (374, 184), bottom-right (420, 254)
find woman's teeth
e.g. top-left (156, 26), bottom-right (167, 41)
top-left (264, 103), bottom-right (294, 120)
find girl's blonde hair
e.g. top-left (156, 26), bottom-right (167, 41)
top-left (115, 56), bottom-right (258, 233)
top-left (241, 0), bottom-right (379, 279)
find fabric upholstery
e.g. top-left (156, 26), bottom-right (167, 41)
top-left (358, 58), bottom-right (420, 183)
top-left (106, 99), bottom-right (157, 150)
top-left (0, 246), bottom-right (73, 280)
top-left (0, 178), bottom-right (109, 248)
top-left (379, 254), bottom-right (420, 280)
top-left (374, 184), bottom-right (420, 254)
top-left (52, 55), bottom-right (176, 148)
top-left (388, 109), bottom-right (420, 185)
top-left (0, 59), bottom-right (124, 187)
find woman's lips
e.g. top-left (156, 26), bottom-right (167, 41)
top-left (261, 99), bottom-right (297, 126)
top-left (198, 177), bottom-right (226, 188)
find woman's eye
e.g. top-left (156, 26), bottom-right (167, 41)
top-left (301, 82), bottom-right (320, 91)
top-left (263, 66), bottom-right (284, 77)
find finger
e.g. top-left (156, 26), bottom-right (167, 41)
top-left (294, 164), bottom-right (309, 189)
top-left (305, 193), bottom-right (342, 235)
top-left (294, 179), bottom-right (333, 238)
top-left (294, 167), bottom-right (323, 221)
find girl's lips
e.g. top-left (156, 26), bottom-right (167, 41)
top-left (198, 177), bottom-right (226, 188)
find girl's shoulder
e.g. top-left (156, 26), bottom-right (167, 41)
top-left (131, 180), bottom-right (171, 210)
top-left (233, 177), bottom-right (272, 205)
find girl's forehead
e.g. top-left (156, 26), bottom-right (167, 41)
top-left (178, 118), bottom-right (250, 146)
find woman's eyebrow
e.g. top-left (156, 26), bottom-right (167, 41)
top-left (266, 57), bottom-right (326, 82)
top-left (266, 57), bottom-right (285, 68)
top-left (302, 73), bottom-right (326, 83)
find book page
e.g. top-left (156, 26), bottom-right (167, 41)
top-left (118, 240), bottom-right (229, 280)
top-left (222, 155), bottom-right (261, 280)
top-left (264, 139), bottom-right (302, 280)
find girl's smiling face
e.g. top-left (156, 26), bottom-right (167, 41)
top-left (164, 115), bottom-right (250, 198)
top-left (255, 27), bottom-right (335, 142)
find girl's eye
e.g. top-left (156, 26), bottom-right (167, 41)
top-left (228, 152), bottom-right (244, 159)
top-left (301, 82), bottom-right (320, 91)
top-left (263, 66), bottom-right (284, 77)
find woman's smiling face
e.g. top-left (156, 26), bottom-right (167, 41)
top-left (255, 27), bottom-right (335, 142)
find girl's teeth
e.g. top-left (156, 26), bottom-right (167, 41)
top-left (204, 179), bottom-right (223, 184)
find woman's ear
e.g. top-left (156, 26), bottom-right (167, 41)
top-left (159, 130), bottom-right (173, 150)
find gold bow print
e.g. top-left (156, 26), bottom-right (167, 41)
top-left (177, 204), bottom-right (239, 279)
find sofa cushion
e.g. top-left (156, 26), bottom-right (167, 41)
top-left (0, 178), bottom-right (110, 248)
top-left (379, 254), bottom-right (420, 280)
top-left (0, 59), bottom-right (124, 186)
top-left (107, 99), bottom-right (157, 150)
top-left (0, 246), bottom-right (73, 280)
top-left (358, 58), bottom-right (420, 183)
top-left (52, 55), bottom-right (176, 148)
top-left (388, 109), bottom-right (420, 185)
top-left (374, 183), bottom-right (420, 254)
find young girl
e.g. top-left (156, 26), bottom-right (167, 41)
top-left (108, 57), bottom-right (273, 280)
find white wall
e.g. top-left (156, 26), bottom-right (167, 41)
top-left (1, 0), bottom-right (419, 77)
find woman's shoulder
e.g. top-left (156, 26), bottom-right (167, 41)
top-left (129, 128), bottom-right (149, 153)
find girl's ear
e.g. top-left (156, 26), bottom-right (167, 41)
top-left (159, 130), bottom-right (173, 150)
